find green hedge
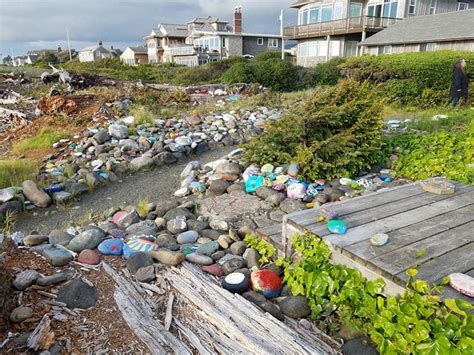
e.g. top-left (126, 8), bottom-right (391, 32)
top-left (341, 51), bottom-right (474, 107)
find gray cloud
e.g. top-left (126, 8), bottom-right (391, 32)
top-left (0, 0), bottom-right (296, 55)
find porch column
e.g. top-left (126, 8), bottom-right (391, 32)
top-left (326, 35), bottom-right (331, 62)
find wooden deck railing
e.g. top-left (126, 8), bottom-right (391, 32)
top-left (283, 16), bottom-right (401, 39)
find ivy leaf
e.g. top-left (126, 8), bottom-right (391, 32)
top-left (416, 335), bottom-right (452, 355)
top-left (444, 299), bottom-right (470, 317)
top-left (416, 247), bottom-right (427, 258)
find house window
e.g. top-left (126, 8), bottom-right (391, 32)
top-left (408, 0), bottom-right (416, 15)
top-left (268, 39), bottom-right (279, 48)
top-left (368, 2), bottom-right (383, 17)
top-left (321, 5), bottom-right (333, 22)
top-left (346, 41), bottom-right (358, 57)
top-left (382, 45), bottom-right (392, 54)
top-left (349, 2), bottom-right (362, 17)
top-left (309, 7), bottom-right (319, 23)
top-left (429, 0), bottom-right (437, 14)
top-left (257, 38), bottom-right (264, 46)
top-left (420, 42), bottom-right (438, 51)
top-left (222, 38), bottom-right (226, 47)
top-left (457, 2), bottom-right (469, 11)
top-left (334, 3), bottom-right (343, 20)
top-left (383, 0), bottom-right (398, 18)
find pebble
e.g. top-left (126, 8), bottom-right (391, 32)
top-left (176, 230), bottom-right (199, 244)
top-left (13, 270), bottom-right (40, 290)
top-left (48, 229), bottom-right (74, 246)
top-left (185, 253), bottom-right (214, 265)
top-left (370, 233), bottom-right (389, 246)
top-left (230, 241), bottom-right (247, 256)
top-left (22, 180), bottom-right (51, 208)
top-left (150, 249), bottom-right (184, 266)
top-left (196, 241), bottom-right (219, 256)
top-left (97, 238), bottom-right (123, 256)
top-left (244, 248), bottom-right (261, 269)
top-left (222, 257), bottom-right (246, 275)
top-left (37, 271), bottom-right (73, 286)
top-left (43, 247), bottom-right (74, 266)
top-left (135, 265), bottom-right (155, 283)
top-left (202, 264), bottom-right (224, 277)
top-left (23, 234), bottom-right (49, 246)
top-left (167, 217), bottom-right (187, 234)
top-left (77, 249), bottom-right (101, 265)
top-left (279, 296), bottom-right (311, 319)
top-left (218, 234), bottom-right (233, 249)
top-left (68, 228), bottom-right (105, 252)
top-left (10, 306), bottom-right (34, 323)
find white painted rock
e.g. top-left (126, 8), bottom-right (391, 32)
top-left (449, 273), bottom-right (474, 297)
top-left (370, 233), bottom-right (389, 246)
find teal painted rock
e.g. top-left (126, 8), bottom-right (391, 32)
top-left (196, 241), bottom-right (219, 256)
top-left (370, 233), bottom-right (389, 246)
top-left (327, 219), bottom-right (347, 234)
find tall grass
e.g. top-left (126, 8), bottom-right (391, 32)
top-left (0, 160), bottom-right (39, 188)
top-left (13, 127), bottom-right (70, 154)
top-left (129, 105), bottom-right (155, 126)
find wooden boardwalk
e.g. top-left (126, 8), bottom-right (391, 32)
top-left (258, 181), bottom-right (474, 301)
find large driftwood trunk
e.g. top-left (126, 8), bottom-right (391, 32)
top-left (102, 262), bottom-right (191, 355)
top-left (164, 262), bottom-right (340, 354)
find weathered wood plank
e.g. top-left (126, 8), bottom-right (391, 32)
top-left (165, 262), bottom-right (339, 354)
top-left (370, 221), bottom-right (474, 279)
top-left (345, 205), bottom-right (474, 262)
top-left (441, 286), bottom-right (474, 305)
top-left (257, 223), bottom-right (282, 236)
top-left (296, 184), bottom-right (473, 238)
top-left (323, 190), bottom-right (474, 250)
top-left (102, 263), bottom-right (192, 355)
top-left (396, 242), bottom-right (474, 283)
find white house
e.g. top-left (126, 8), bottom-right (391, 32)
top-left (78, 41), bottom-right (112, 62)
top-left (120, 47), bottom-right (149, 66)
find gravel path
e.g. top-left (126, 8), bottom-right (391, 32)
top-left (14, 145), bottom-right (236, 234)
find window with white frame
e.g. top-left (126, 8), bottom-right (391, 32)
top-left (408, 0), bottom-right (416, 15)
top-left (457, 2), bottom-right (469, 11)
top-left (257, 38), bottom-right (264, 46)
top-left (367, 1), bottom-right (383, 17)
top-left (429, 0), bottom-right (437, 14)
top-left (419, 42), bottom-right (438, 52)
top-left (193, 36), bottom-right (220, 50)
top-left (383, 45), bottom-right (392, 54)
top-left (382, 0), bottom-right (398, 17)
top-left (298, 2), bottom-right (344, 24)
top-left (349, 2), bottom-right (362, 17)
top-left (268, 38), bottom-right (279, 48)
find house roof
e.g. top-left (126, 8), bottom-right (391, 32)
top-left (160, 23), bottom-right (189, 37)
top-left (127, 46), bottom-right (148, 54)
top-left (360, 10), bottom-right (474, 46)
top-left (289, 0), bottom-right (314, 8)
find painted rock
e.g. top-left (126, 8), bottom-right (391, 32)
top-left (327, 219), bottom-right (347, 235)
top-left (123, 238), bottom-right (158, 259)
top-left (287, 183), bottom-right (306, 200)
top-left (449, 273), bottom-right (474, 297)
top-left (370, 233), bottom-right (389, 246)
top-left (318, 208), bottom-right (338, 220)
top-left (98, 239), bottom-right (124, 256)
top-left (202, 264), bottom-right (224, 277)
top-left (196, 241), bottom-right (219, 256)
top-left (77, 249), bottom-right (100, 265)
top-left (306, 184), bottom-right (319, 197)
top-left (222, 272), bottom-right (250, 294)
top-left (420, 178), bottom-right (455, 195)
top-left (245, 176), bottom-right (264, 193)
top-left (250, 269), bottom-right (282, 298)
top-left (287, 162), bottom-right (299, 177)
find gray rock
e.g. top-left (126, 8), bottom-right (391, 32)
top-left (200, 229), bottom-right (220, 240)
top-left (127, 252), bottom-right (154, 275)
top-left (155, 200), bottom-right (180, 217)
top-left (108, 124), bottom-right (129, 139)
top-left (208, 179), bottom-right (230, 196)
top-left (215, 161), bottom-right (241, 180)
top-left (154, 152), bottom-right (177, 165)
top-left (0, 200), bottom-right (24, 217)
top-left (22, 180), bottom-right (51, 208)
top-left (185, 253), bottom-right (213, 265)
top-left (279, 296), bottom-right (311, 319)
top-left (68, 228), bottom-right (105, 252)
top-left (177, 230), bottom-right (198, 244)
top-left (256, 186), bottom-right (278, 200)
top-left (186, 219), bottom-right (209, 232)
top-left (135, 265), bottom-right (155, 283)
top-left (222, 256), bottom-right (246, 274)
top-left (163, 207), bottom-right (196, 221)
top-left (13, 270), bottom-right (40, 290)
top-left (57, 278), bottom-right (98, 309)
top-left (48, 230), bottom-right (74, 246)
top-left (155, 234), bottom-right (176, 248)
top-left (52, 191), bottom-right (72, 203)
top-left (64, 181), bottom-right (89, 196)
top-left (260, 301), bottom-right (285, 321)
top-left (167, 217), bottom-right (187, 234)
top-left (130, 156), bottom-right (154, 171)
top-left (230, 241), bottom-right (247, 256)
top-left (43, 247), bottom-right (73, 266)
top-left (37, 271), bottom-right (73, 286)
top-left (342, 337), bottom-right (378, 355)
top-left (196, 241), bottom-right (219, 256)
top-left (10, 306), bottom-right (34, 323)
top-left (126, 220), bottom-right (158, 237)
top-left (280, 199), bottom-right (306, 214)
top-left (0, 187), bottom-right (16, 203)
top-left (211, 250), bottom-right (226, 261)
top-left (93, 130), bottom-right (110, 144)
top-left (23, 234), bottom-right (48, 246)
top-left (266, 193), bottom-right (286, 206)
top-left (245, 248), bottom-right (261, 269)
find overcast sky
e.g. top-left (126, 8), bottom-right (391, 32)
top-left (0, 0), bottom-right (297, 56)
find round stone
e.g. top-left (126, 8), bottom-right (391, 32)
top-left (370, 233), bottom-right (389, 246)
top-left (222, 272), bottom-right (250, 294)
top-left (77, 249), bottom-right (100, 265)
top-left (176, 231), bottom-right (198, 244)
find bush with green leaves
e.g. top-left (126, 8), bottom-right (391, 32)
top-left (309, 57), bottom-right (346, 86)
top-left (277, 233), bottom-right (474, 354)
top-left (243, 80), bottom-right (385, 180)
top-left (341, 51), bottom-right (474, 107)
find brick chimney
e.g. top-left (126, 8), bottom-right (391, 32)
top-left (233, 6), bottom-right (242, 34)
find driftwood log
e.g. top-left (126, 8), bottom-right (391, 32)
top-left (165, 262), bottom-right (340, 354)
top-left (102, 262), bottom-right (191, 355)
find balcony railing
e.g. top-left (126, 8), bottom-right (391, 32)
top-left (283, 16), bottom-right (401, 39)
top-left (168, 46), bottom-right (195, 56)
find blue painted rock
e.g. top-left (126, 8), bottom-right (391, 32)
top-left (306, 184), bottom-right (319, 197)
top-left (222, 272), bottom-right (250, 294)
top-left (98, 239), bottom-right (123, 256)
top-left (181, 244), bottom-right (197, 256)
top-left (245, 176), bottom-right (264, 193)
top-left (177, 231), bottom-right (198, 244)
top-left (123, 238), bottom-right (158, 259)
top-left (327, 219), bottom-right (347, 234)
top-left (370, 233), bottom-right (389, 246)
top-left (251, 270), bottom-right (282, 298)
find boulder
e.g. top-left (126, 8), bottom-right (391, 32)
top-left (22, 180), bottom-right (51, 208)
top-left (68, 228), bottom-right (105, 252)
top-left (48, 230), bottom-right (74, 246)
top-left (57, 278), bottom-right (98, 309)
top-left (126, 252), bottom-right (154, 275)
top-left (130, 156), bottom-right (154, 171)
top-left (43, 247), bottom-right (73, 266)
top-left (279, 296), bottom-right (310, 319)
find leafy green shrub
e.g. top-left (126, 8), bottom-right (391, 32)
top-left (244, 235), bottom-right (277, 264)
top-left (129, 105), bottom-right (155, 126)
top-left (173, 57), bottom-right (246, 85)
top-left (221, 62), bottom-right (255, 84)
top-left (341, 51), bottom-right (474, 106)
top-left (252, 59), bottom-right (301, 91)
top-left (243, 80), bottom-right (385, 180)
top-left (392, 127), bottom-right (474, 184)
top-left (312, 57), bottom-right (346, 86)
top-left (254, 51), bottom-right (284, 62)
top-left (13, 127), bottom-right (70, 154)
top-left (278, 233), bottom-right (474, 354)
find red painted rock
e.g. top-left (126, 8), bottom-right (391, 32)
top-left (202, 264), bottom-right (224, 277)
top-left (77, 249), bottom-right (100, 265)
top-left (250, 269), bottom-right (282, 298)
